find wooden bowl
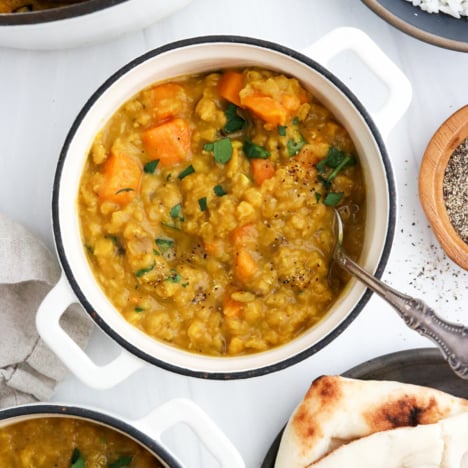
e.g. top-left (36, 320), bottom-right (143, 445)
top-left (419, 105), bottom-right (468, 270)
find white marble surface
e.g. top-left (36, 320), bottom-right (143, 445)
top-left (1, 1), bottom-right (467, 467)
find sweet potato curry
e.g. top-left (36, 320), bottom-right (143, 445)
top-left (78, 67), bottom-right (366, 356)
top-left (0, 417), bottom-right (162, 467)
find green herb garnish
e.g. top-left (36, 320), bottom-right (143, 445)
top-left (278, 125), bottom-right (287, 136)
top-left (178, 165), bottom-right (195, 180)
top-left (213, 185), bottom-right (227, 196)
top-left (108, 455), bottom-right (134, 468)
top-left (155, 238), bottom-right (174, 253)
top-left (166, 269), bottom-right (182, 283)
top-left (318, 175), bottom-right (332, 190)
top-left (323, 192), bottom-right (344, 207)
top-left (324, 147), bottom-right (346, 168)
top-left (287, 135), bottom-right (306, 156)
top-left (204, 138), bottom-right (233, 164)
top-left (243, 140), bottom-right (270, 159)
top-left (143, 159), bottom-right (159, 174)
top-left (70, 448), bottom-right (85, 468)
top-left (198, 197), bottom-right (207, 211)
top-left (135, 262), bottom-right (155, 278)
top-left (292, 116), bottom-right (299, 126)
top-left (327, 155), bottom-right (355, 181)
top-left (224, 103), bottom-right (245, 133)
top-left (170, 203), bottom-right (182, 218)
top-left (317, 147), bottom-right (355, 173)
top-left (134, 307), bottom-right (144, 313)
top-left (114, 187), bottom-right (134, 195)
top-left (316, 146), bottom-right (356, 207)
top-left (315, 192), bottom-right (321, 203)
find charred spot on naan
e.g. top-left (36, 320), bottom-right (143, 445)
top-left (292, 376), bottom-right (343, 443)
top-left (365, 394), bottom-right (459, 431)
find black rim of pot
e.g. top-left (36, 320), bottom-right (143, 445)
top-left (53, 35), bottom-right (397, 380)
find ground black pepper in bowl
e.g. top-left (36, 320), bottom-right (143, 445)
top-left (443, 138), bottom-right (468, 244)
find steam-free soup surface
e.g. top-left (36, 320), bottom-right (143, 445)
top-left (0, 417), bottom-right (162, 467)
top-left (78, 67), bottom-right (365, 356)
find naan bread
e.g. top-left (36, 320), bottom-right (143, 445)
top-left (311, 419), bottom-right (443, 467)
top-left (275, 375), bottom-right (468, 468)
top-left (311, 412), bottom-right (468, 467)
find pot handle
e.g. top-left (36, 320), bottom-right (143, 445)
top-left (36, 273), bottom-right (145, 389)
top-left (133, 398), bottom-right (245, 468)
top-left (302, 27), bottom-right (412, 139)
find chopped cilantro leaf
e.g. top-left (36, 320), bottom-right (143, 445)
top-left (327, 155), bottom-right (356, 181)
top-left (134, 307), bottom-right (144, 313)
top-left (204, 138), bottom-right (233, 164)
top-left (114, 187), bottom-right (134, 195)
top-left (292, 116), bottom-right (299, 126)
top-left (243, 140), bottom-right (270, 159)
top-left (166, 269), bottom-right (182, 283)
top-left (213, 185), bottom-right (227, 196)
top-left (198, 197), bottom-right (207, 211)
top-left (287, 135), bottom-right (306, 156)
top-left (143, 159), bottom-right (159, 174)
top-left (324, 146), bottom-right (346, 168)
top-left (278, 125), bottom-right (287, 136)
top-left (224, 104), bottom-right (245, 133)
top-left (155, 238), bottom-right (174, 253)
top-left (316, 158), bottom-right (327, 173)
top-left (108, 455), bottom-right (134, 468)
top-left (170, 203), bottom-right (182, 218)
top-left (318, 175), bottom-right (332, 190)
top-left (315, 192), bottom-right (321, 203)
top-left (135, 262), bottom-right (155, 277)
top-left (323, 192), bottom-right (344, 206)
top-left (178, 165), bottom-right (195, 179)
top-left (71, 448), bottom-right (85, 468)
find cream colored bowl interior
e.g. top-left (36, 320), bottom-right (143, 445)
top-left (57, 41), bottom-right (390, 374)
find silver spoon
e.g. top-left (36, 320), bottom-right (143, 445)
top-left (333, 209), bottom-right (468, 379)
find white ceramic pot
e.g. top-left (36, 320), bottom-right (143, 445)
top-left (0, 0), bottom-right (191, 50)
top-left (37, 29), bottom-right (412, 389)
top-left (0, 399), bottom-right (245, 468)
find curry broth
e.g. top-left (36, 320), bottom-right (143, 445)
top-left (78, 68), bottom-right (366, 356)
top-left (0, 417), bottom-right (162, 467)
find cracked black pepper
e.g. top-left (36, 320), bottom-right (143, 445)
top-left (443, 138), bottom-right (468, 243)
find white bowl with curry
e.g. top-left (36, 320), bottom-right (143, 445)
top-left (0, 399), bottom-right (244, 467)
top-left (37, 31), bottom-right (411, 388)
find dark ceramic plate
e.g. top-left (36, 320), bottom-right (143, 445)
top-left (261, 348), bottom-right (468, 467)
top-left (361, 0), bottom-right (468, 52)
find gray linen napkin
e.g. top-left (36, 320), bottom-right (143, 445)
top-left (0, 213), bottom-right (93, 407)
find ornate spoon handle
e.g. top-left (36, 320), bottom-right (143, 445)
top-left (335, 250), bottom-right (468, 379)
